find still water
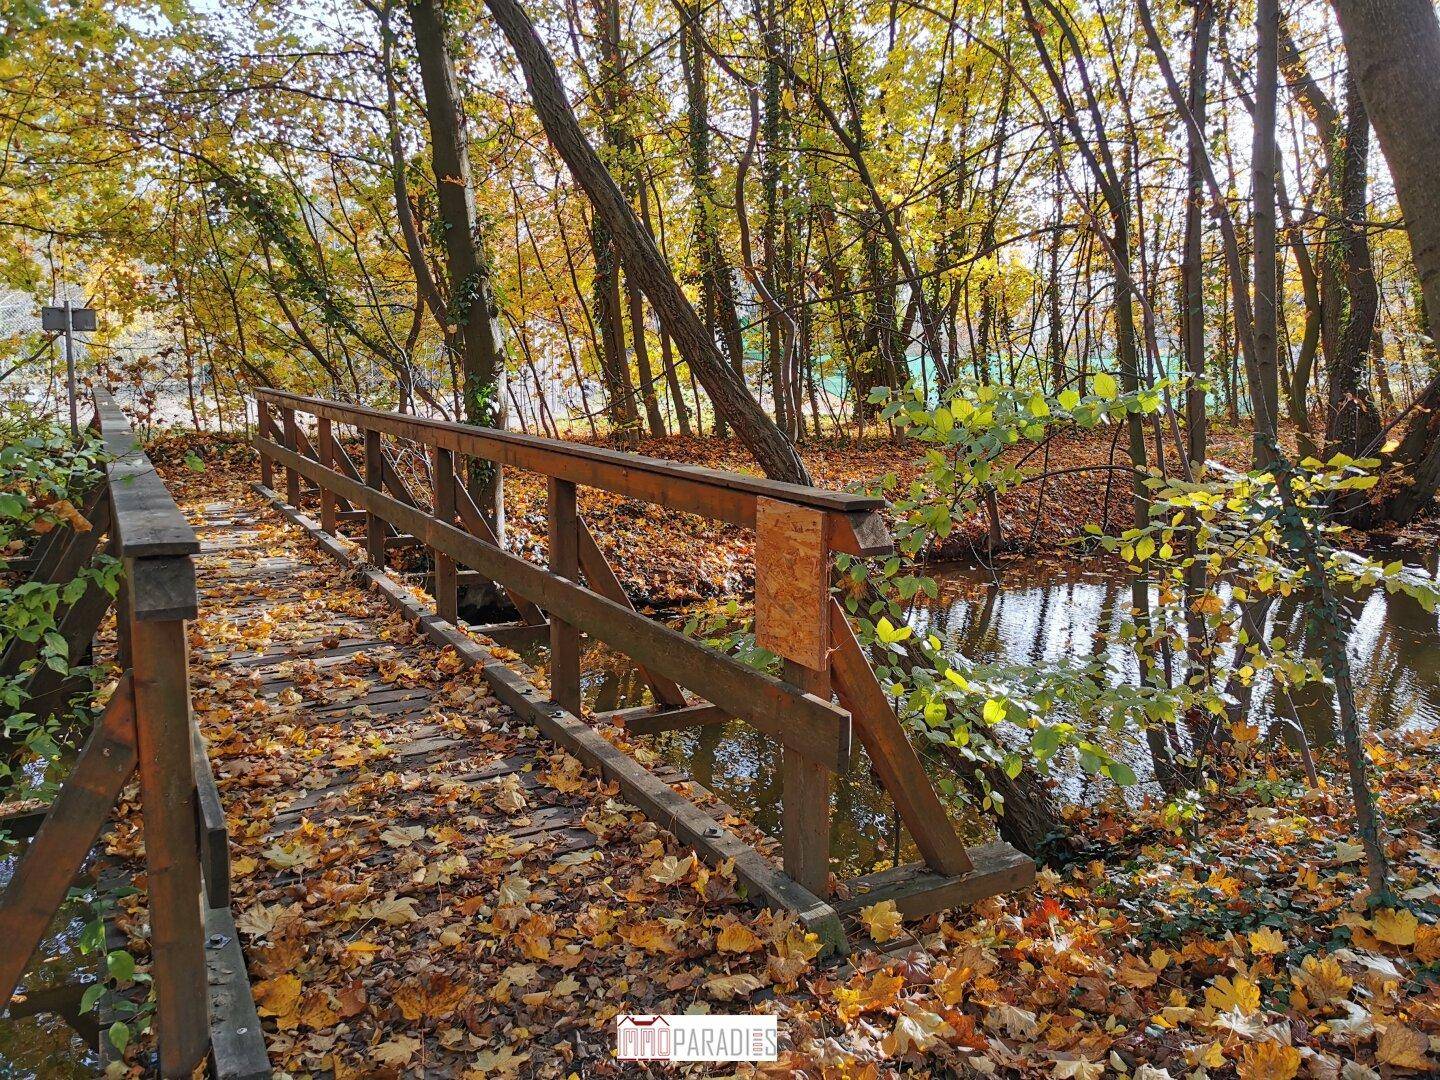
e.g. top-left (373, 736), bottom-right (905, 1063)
top-left (519, 553), bottom-right (1440, 877)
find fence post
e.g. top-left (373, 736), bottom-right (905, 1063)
top-left (282, 408), bottom-right (300, 506)
top-left (752, 498), bottom-right (835, 898)
top-left (317, 417), bottom-right (336, 534)
top-left (257, 400), bottom-right (274, 490)
top-left (365, 427), bottom-right (385, 568)
top-left (547, 477), bottom-right (581, 715)
top-left (125, 556), bottom-right (209, 1077)
top-left (432, 447), bottom-right (458, 623)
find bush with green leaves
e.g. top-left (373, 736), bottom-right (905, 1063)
top-left (1, 409), bottom-right (118, 798)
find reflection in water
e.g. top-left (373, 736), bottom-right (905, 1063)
top-left (0, 840), bottom-right (99, 1079)
top-left (518, 552), bottom-right (1440, 877)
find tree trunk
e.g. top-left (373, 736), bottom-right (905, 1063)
top-left (1330, 0), bottom-right (1440, 517)
top-left (481, 0), bottom-right (809, 482)
top-left (1182, 0), bottom-right (1211, 468)
top-left (1250, 0), bottom-right (1281, 465)
top-left (410, 0), bottom-right (508, 538)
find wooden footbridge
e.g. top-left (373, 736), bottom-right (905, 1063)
top-left (0, 389), bottom-right (1031, 1076)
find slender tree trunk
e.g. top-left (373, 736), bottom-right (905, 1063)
top-left (1183, 0), bottom-right (1212, 467)
top-left (1251, 0), bottom-right (1281, 465)
top-left (481, 0), bottom-right (811, 482)
top-left (410, 0), bottom-right (508, 537)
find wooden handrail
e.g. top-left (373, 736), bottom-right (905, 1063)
top-left (255, 387), bottom-right (894, 556)
top-left (94, 391), bottom-right (200, 561)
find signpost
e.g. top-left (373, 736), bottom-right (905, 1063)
top-left (41, 302), bottom-right (96, 437)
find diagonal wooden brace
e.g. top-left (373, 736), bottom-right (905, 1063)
top-left (0, 676), bottom-right (139, 1006)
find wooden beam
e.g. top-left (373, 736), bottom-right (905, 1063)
top-left (203, 902), bottom-right (271, 1080)
top-left (255, 388), bottom-right (888, 554)
top-left (95, 390), bottom-right (199, 559)
top-left (0, 676), bottom-right (138, 1006)
top-left (256, 451), bottom-right (851, 770)
top-left (364, 430), bottom-right (384, 568)
top-left (577, 518), bottom-right (686, 707)
top-left (128, 600), bottom-right (209, 1078)
top-left (547, 478), bottom-right (581, 716)
top-left (596, 701), bottom-right (729, 736)
top-left (432, 448), bottom-right (458, 624)
top-left (835, 843), bottom-right (1035, 921)
top-left (828, 599), bottom-right (973, 876)
top-left (317, 417), bottom-right (337, 533)
top-left (282, 408), bottom-right (300, 506)
top-left (451, 478), bottom-right (546, 625)
top-left (192, 723), bottom-right (230, 911)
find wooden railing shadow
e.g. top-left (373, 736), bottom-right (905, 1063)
top-left (254, 388), bottom-right (1033, 952)
top-left (0, 391), bottom-right (267, 1079)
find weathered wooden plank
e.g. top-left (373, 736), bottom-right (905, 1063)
top-left (754, 498), bottom-right (830, 671)
top-left (432, 448), bottom-right (458, 623)
top-left (451, 474), bottom-right (547, 625)
top-left (577, 518), bottom-right (686, 707)
top-left (0, 676), bottom-right (138, 1006)
top-left (595, 701), bottom-right (729, 735)
top-left (128, 607), bottom-right (210, 1077)
top-left (548, 478), bottom-right (581, 717)
top-left (95, 390), bottom-right (199, 558)
top-left (781, 660), bottom-right (833, 898)
top-left (255, 452), bottom-right (851, 770)
top-left (364, 430), bottom-right (385, 568)
top-left (828, 599), bottom-right (974, 877)
top-left (128, 554), bottom-right (198, 622)
top-left (192, 723), bottom-right (231, 911)
top-left (204, 902), bottom-right (271, 1080)
top-left (468, 619), bottom-right (552, 648)
top-left (258, 485), bottom-right (849, 954)
top-left (255, 389), bottom-right (888, 550)
top-left (834, 843), bottom-right (1036, 920)
top-left (317, 417), bottom-right (337, 533)
top-left (282, 408), bottom-right (301, 505)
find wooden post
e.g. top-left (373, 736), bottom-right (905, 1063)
top-left (257, 401), bottom-right (274, 489)
top-left (432, 447), bottom-right (458, 623)
top-left (126, 567), bottom-right (209, 1078)
top-left (282, 408), bottom-right (301, 506)
top-left (318, 417), bottom-right (336, 534)
top-left (753, 497), bottom-right (835, 898)
top-left (547, 477), bottom-right (581, 715)
top-left (365, 428), bottom-right (385, 568)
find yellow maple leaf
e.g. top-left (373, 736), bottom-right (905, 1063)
top-left (620, 920), bottom-right (679, 954)
top-left (1296, 953), bottom-right (1352, 1006)
top-left (1248, 927), bottom-right (1286, 955)
top-left (1371, 907), bottom-right (1419, 947)
top-left (253, 974), bottom-right (302, 1026)
top-left (834, 969), bottom-right (904, 1021)
top-left (716, 922), bottom-right (763, 954)
top-left (1237, 1040), bottom-right (1300, 1080)
top-left (1204, 974), bottom-right (1260, 1015)
top-left (859, 899), bottom-right (904, 943)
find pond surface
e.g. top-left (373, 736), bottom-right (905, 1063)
top-left (515, 550), bottom-right (1440, 877)
top-left (0, 838), bottom-right (99, 1079)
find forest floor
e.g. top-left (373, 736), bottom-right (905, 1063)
top-left (91, 435), bottom-right (1440, 1077)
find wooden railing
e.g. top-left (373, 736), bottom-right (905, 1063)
top-left (254, 388), bottom-right (1030, 936)
top-left (0, 391), bottom-right (263, 1078)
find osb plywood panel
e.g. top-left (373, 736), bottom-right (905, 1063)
top-left (754, 497), bottom-right (829, 671)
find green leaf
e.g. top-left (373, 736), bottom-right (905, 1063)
top-left (1093, 372), bottom-right (1118, 399)
top-left (1107, 762), bottom-right (1139, 787)
top-left (1026, 393), bottom-right (1050, 418)
top-left (107, 949), bottom-right (136, 983)
top-left (108, 1020), bottom-right (130, 1054)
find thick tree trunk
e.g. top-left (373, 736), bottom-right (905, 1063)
top-left (410, 0), bottom-right (508, 537)
top-left (481, 0), bottom-right (810, 482)
top-left (1331, 0), bottom-right (1440, 517)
